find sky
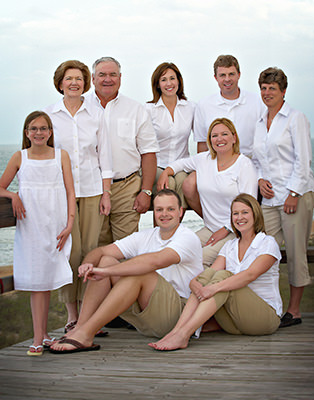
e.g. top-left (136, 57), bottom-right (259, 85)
top-left (0, 0), bottom-right (314, 145)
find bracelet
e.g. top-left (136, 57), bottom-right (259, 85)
top-left (223, 226), bottom-right (231, 233)
top-left (103, 190), bottom-right (112, 195)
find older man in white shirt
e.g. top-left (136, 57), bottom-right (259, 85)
top-left (85, 57), bottom-right (158, 246)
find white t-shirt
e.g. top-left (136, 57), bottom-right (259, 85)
top-left (84, 91), bottom-right (159, 180)
top-left (44, 98), bottom-right (113, 198)
top-left (219, 232), bottom-right (282, 316)
top-left (194, 90), bottom-right (265, 157)
top-left (115, 224), bottom-right (203, 299)
top-left (253, 102), bottom-right (314, 206)
top-left (169, 153), bottom-right (258, 232)
top-left (146, 97), bottom-right (195, 168)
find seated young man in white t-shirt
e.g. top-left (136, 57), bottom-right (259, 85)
top-left (50, 189), bottom-right (203, 354)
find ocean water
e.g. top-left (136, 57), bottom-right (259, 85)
top-left (1, 140), bottom-right (314, 267)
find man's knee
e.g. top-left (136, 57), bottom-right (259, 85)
top-left (99, 254), bottom-right (120, 268)
top-left (182, 171), bottom-right (197, 199)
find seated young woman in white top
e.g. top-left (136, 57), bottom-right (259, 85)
top-left (149, 193), bottom-right (282, 351)
top-left (158, 118), bottom-right (258, 268)
top-left (146, 62), bottom-right (195, 214)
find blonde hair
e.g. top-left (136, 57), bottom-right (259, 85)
top-left (206, 118), bottom-right (240, 159)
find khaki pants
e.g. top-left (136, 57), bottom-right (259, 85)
top-left (196, 226), bottom-right (235, 269)
top-left (60, 195), bottom-right (104, 303)
top-left (99, 173), bottom-right (141, 246)
top-left (262, 191), bottom-right (314, 287)
top-left (120, 274), bottom-right (186, 338)
top-left (197, 268), bottom-right (280, 335)
top-left (153, 167), bottom-right (188, 209)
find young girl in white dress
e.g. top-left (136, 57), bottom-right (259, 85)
top-left (0, 111), bottom-right (75, 356)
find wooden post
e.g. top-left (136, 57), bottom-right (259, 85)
top-left (0, 197), bottom-right (16, 228)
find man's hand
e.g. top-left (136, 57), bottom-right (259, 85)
top-left (78, 263), bottom-right (107, 283)
top-left (133, 191), bottom-right (151, 214)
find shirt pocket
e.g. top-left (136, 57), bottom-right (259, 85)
top-left (117, 118), bottom-right (136, 139)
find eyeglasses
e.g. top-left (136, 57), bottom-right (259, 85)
top-left (28, 127), bottom-right (50, 133)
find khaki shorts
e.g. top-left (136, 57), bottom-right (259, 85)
top-left (120, 274), bottom-right (186, 338)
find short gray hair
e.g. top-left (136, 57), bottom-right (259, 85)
top-left (92, 57), bottom-right (121, 74)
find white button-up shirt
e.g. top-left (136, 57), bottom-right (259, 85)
top-left (194, 89), bottom-right (265, 157)
top-left (146, 97), bottom-right (195, 168)
top-left (85, 91), bottom-right (159, 180)
top-left (219, 232), bottom-right (282, 316)
top-left (253, 102), bottom-right (314, 206)
top-left (169, 153), bottom-right (258, 232)
top-left (44, 98), bottom-right (113, 198)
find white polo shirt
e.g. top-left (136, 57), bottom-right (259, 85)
top-left (219, 232), bottom-right (283, 316)
top-left (85, 91), bottom-right (159, 180)
top-left (169, 153), bottom-right (258, 232)
top-left (44, 98), bottom-right (113, 198)
top-left (194, 89), bottom-right (265, 157)
top-left (253, 102), bottom-right (314, 206)
top-left (115, 224), bottom-right (203, 299)
top-left (146, 97), bottom-right (195, 168)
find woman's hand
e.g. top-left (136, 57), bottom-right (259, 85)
top-left (283, 193), bottom-right (299, 215)
top-left (206, 227), bottom-right (229, 246)
top-left (157, 170), bottom-right (170, 192)
top-left (100, 192), bottom-right (111, 216)
top-left (56, 226), bottom-right (71, 251)
top-left (258, 179), bottom-right (275, 199)
top-left (11, 192), bottom-right (26, 220)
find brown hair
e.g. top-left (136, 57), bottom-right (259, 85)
top-left (231, 193), bottom-right (266, 238)
top-left (213, 55), bottom-right (240, 76)
top-left (258, 67), bottom-right (288, 92)
top-left (148, 62), bottom-right (187, 103)
top-left (153, 188), bottom-right (182, 209)
top-left (22, 111), bottom-right (54, 149)
top-left (53, 60), bottom-right (91, 94)
top-left (206, 118), bottom-right (240, 159)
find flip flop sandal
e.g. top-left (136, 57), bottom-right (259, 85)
top-left (49, 338), bottom-right (100, 354)
top-left (64, 320), bottom-right (77, 333)
top-left (27, 345), bottom-right (43, 356)
top-left (43, 337), bottom-right (57, 349)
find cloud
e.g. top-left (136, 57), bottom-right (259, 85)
top-left (0, 0), bottom-right (313, 144)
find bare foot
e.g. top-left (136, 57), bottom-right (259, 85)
top-left (148, 331), bottom-right (190, 351)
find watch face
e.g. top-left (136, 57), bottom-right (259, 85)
top-left (143, 190), bottom-right (152, 196)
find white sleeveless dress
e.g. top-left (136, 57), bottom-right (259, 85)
top-left (13, 149), bottom-right (73, 291)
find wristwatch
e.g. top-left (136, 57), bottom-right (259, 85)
top-left (290, 191), bottom-right (300, 198)
top-left (142, 189), bottom-right (152, 196)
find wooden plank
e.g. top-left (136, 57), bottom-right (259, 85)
top-left (0, 314), bottom-right (314, 399)
top-left (0, 197), bottom-right (15, 228)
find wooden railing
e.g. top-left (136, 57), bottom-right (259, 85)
top-left (0, 197), bottom-right (313, 294)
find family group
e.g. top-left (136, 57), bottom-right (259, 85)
top-left (0, 54), bottom-right (313, 356)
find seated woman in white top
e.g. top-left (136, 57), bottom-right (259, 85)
top-left (253, 67), bottom-right (314, 328)
top-left (149, 194), bottom-right (282, 351)
top-left (158, 117), bottom-right (258, 268)
top-left (146, 62), bottom-right (195, 213)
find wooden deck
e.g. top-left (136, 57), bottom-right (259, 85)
top-left (0, 314), bottom-right (313, 400)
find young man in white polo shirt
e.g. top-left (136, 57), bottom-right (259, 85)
top-left (50, 189), bottom-right (203, 354)
top-left (183, 55), bottom-right (264, 216)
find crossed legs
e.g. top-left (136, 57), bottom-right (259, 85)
top-left (51, 255), bottom-right (159, 351)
